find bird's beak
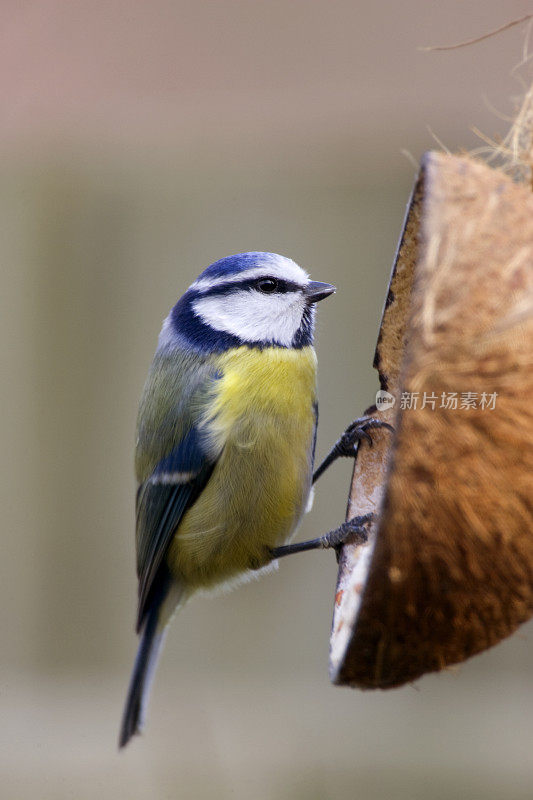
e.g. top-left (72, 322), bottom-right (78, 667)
top-left (304, 281), bottom-right (336, 303)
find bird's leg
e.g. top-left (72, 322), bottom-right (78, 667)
top-left (271, 417), bottom-right (390, 561)
top-left (312, 416), bottom-right (394, 484)
top-left (270, 514), bottom-right (374, 559)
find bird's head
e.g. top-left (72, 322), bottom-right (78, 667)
top-left (160, 252), bottom-right (335, 352)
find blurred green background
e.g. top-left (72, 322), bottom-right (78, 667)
top-left (1, 2), bottom-right (532, 798)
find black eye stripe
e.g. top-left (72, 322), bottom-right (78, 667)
top-left (197, 277), bottom-right (301, 297)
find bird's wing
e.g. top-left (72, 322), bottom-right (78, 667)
top-left (135, 424), bottom-right (218, 631)
top-left (134, 350), bottom-right (224, 631)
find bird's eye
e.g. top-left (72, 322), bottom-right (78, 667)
top-left (256, 278), bottom-right (279, 294)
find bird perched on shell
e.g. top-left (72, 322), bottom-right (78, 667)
top-left (119, 252), bottom-right (337, 747)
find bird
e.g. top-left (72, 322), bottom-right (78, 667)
top-left (119, 251), bottom-right (380, 748)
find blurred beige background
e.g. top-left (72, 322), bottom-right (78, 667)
top-left (1, 2), bottom-right (532, 798)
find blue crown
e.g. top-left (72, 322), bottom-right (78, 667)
top-left (196, 252), bottom-right (284, 283)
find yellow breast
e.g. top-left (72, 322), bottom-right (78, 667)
top-left (204, 345), bottom-right (317, 448)
top-left (168, 345), bottom-right (318, 588)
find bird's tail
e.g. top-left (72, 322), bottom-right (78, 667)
top-left (119, 598), bottom-right (168, 748)
top-left (119, 575), bottom-right (188, 750)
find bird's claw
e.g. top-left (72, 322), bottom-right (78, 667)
top-left (322, 513), bottom-right (375, 559)
top-left (335, 416), bottom-right (394, 458)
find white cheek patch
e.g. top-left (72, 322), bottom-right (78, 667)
top-left (192, 290), bottom-right (306, 346)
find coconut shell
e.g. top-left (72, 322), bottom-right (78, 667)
top-left (329, 151), bottom-right (533, 688)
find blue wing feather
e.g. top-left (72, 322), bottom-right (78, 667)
top-left (150, 427), bottom-right (209, 477)
top-left (135, 427), bottom-right (216, 631)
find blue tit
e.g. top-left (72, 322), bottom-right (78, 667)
top-left (119, 251), bottom-right (335, 748)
